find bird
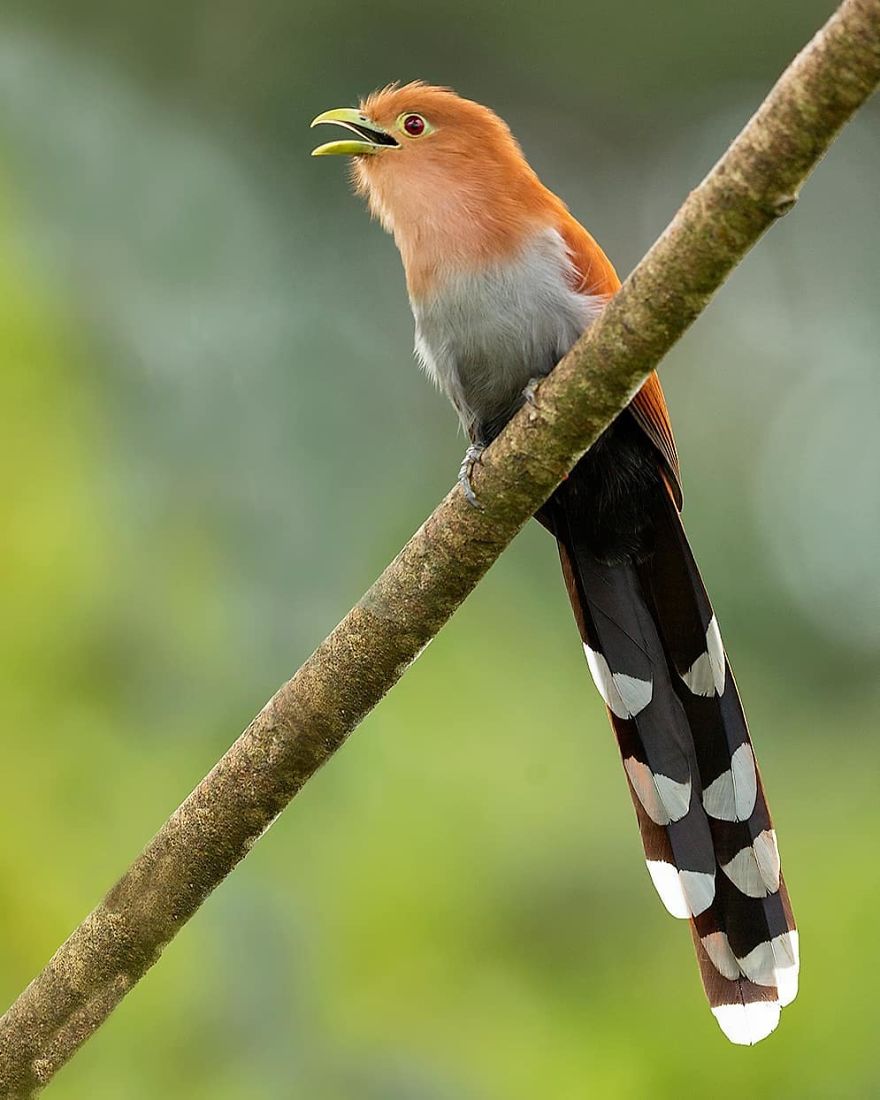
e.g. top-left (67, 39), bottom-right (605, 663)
top-left (310, 82), bottom-right (798, 1045)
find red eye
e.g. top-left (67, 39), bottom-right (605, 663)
top-left (403, 114), bottom-right (426, 136)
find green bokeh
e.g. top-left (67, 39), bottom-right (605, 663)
top-left (1, 3), bottom-right (878, 1096)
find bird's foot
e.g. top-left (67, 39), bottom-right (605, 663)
top-left (458, 443), bottom-right (486, 509)
top-left (522, 376), bottom-right (543, 406)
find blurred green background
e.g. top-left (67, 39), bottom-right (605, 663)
top-left (1, 1), bottom-right (879, 1096)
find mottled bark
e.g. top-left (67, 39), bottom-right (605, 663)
top-left (1, 0), bottom-right (878, 1094)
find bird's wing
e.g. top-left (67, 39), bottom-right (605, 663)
top-left (629, 371), bottom-right (683, 508)
top-left (559, 214), bottom-right (683, 508)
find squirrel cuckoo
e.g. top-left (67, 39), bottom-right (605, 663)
top-left (311, 83), bottom-right (797, 1045)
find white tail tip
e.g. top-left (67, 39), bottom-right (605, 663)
top-left (712, 1000), bottom-right (781, 1045)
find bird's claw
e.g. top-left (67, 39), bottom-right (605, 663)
top-left (522, 376), bottom-right (543, 406)
top-left (458, 443), bottom-right (485, 509)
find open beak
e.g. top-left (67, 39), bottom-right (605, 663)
top-left (310, 108), bottom-right (399, 157)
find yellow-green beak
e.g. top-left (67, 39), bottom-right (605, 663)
top-left (310, 108), bottom-right (399, 157)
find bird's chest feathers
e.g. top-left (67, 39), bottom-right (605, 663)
top-left (410, 228), bottom-right (604, 436)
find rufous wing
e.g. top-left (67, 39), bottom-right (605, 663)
top-left (559, 212), bottom-right (683, 508)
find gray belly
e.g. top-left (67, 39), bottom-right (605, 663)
top-left (411, 228), bottom-right (605, 441)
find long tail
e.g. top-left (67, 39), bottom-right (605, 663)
top-left (556, 492), bottom-right (798, 1045)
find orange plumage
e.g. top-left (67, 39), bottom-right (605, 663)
top-left (348, 82), bottom-right (680, 502)
top-left (312, 83), bottom-right (797, 1045)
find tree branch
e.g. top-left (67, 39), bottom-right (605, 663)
top-left (2, 1), bottom-right (878, 1094)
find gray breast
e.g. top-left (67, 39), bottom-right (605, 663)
top-left (411, 227), bottom-right (605, 439)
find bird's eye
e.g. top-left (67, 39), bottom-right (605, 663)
top-left (402, 113), bottom-right (427, 137)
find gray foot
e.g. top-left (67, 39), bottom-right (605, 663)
top-left (522, 376), bottom-right (543, 406)
top-left (458, 443), bottom-right (486, 509)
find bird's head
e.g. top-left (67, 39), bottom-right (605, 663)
top-left (311, 82), bottom-right (561, 293)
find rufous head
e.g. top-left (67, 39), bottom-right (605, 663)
top-left (311, 82), bottom-right (564, 294)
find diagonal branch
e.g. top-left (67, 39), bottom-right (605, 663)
top-left (2, 0), bottom-right (879, 1094)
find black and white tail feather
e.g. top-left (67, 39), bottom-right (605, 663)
top-left (553, 480), bottom-right (798, 1046)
